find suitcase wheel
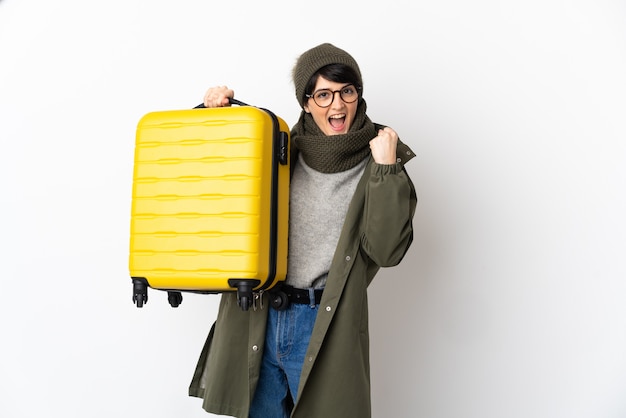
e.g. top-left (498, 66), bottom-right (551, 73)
top-left (228, 279), bottom-right (261, 311)
top-left (132, 278), bottom-right (149, 308)
top-left (269, 290), bottom-right (289, 311)
top-left (240, 295), bottom-right (251, 311)
top-left (167, 291), bottom-right (183, 308)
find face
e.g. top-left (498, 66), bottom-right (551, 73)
top-left (303, 76), bottom-right (359, 136)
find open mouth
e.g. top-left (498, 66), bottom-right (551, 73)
top-left (329, 114), bottom-right (346, 131)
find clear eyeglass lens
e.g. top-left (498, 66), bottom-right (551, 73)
top-left (340, 86), bottom-right (358, 102)
top-left (313, 90), bottom-right (332, 106)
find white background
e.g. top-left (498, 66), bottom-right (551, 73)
top-left (1, 1), bottom-right (625, 417)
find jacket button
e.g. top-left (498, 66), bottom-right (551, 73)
top-left (252, 345), bottom-right (259, 352)
top-left (326, 306), bottom-right (332, 312)
top-left (345, 255), bottom-right (351, 261)
top-left (396, 157), bottom-right (402, 163)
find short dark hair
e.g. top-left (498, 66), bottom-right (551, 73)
top-left (303, 63), bottom-right (362, 98)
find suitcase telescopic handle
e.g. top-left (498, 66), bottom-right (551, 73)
top-left (194, 97), bottom-right (248, 108)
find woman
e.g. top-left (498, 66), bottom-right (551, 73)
top-left (189, 43), bottom-right (417, 418)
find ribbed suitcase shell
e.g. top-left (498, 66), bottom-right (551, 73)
top-left (129, 106), bottom-right (289, 308)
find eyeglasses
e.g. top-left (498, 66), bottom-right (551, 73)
top-left (305, 84), bottom-right (361, 108)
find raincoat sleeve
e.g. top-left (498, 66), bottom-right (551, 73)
top-left (361, 141), bottom-right (417, 267)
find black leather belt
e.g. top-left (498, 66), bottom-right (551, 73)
top-left (269, 284), bottom-right (324, 310)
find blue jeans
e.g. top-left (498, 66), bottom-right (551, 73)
top-left (249, 297), bottom-right (319, 418)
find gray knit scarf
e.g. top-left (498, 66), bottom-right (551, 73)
top-left (291, 100), bottom-right (376, 174)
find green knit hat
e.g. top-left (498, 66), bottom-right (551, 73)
top-left (292, 43), bottom-right (363, 108)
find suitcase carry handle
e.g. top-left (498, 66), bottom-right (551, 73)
top-left (194, 97), bottom-right (248, 108)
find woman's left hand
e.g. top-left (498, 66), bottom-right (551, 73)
top-left (369, 127), bottom-right (398, 164)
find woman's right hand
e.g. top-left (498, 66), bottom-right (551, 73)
top-left (203, 86), bottom-right (234, 108)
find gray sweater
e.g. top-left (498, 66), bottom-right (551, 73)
top-left (286, 154), bottom-right (367, 289)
